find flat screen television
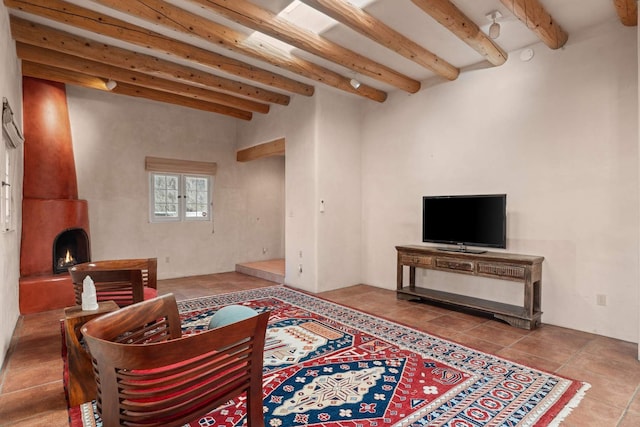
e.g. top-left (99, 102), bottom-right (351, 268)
top-left (422, 194), bottom-right (506, 253)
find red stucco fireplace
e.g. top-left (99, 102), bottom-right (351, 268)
top-left (19, 77), bottom-right (90, 314)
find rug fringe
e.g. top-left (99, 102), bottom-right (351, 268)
top-left (548, 381), bottom-right (591, 426)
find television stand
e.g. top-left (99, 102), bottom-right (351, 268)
top-left (396, 245), bottom-right (544, 329)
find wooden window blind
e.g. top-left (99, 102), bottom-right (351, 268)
top-left (145, 156), bottom-right (217, 176)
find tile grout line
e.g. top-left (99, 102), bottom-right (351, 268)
top-left (616, 384), bottom-right (640, 426)
top-left (552, 337), bottom-right (596, 375)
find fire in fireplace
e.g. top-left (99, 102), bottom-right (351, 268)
top-left (53, 228), bottom-right (90, 274)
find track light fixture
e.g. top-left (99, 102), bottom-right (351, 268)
top-left (350, 78), bottom-right (361, 90)
top-left (105, 79), bottom-right (117, 91)
top-left (486, 10), bottom-right (502, 40)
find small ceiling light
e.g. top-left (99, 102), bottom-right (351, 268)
top-left (520, 48), bottom-right (535, 62)
top-left (350, 78), bottom-right (361, 90)
top-left (105, 79), bottom-right (117, 91)
top-left (486, 10), bottom-right (502, 40)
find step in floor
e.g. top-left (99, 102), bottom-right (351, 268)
top-left (235, 258), bottom-right (285, 284)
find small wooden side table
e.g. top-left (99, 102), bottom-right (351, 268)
top-left (64, 300), bottom-right (119, 406)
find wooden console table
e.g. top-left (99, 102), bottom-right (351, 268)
top-left (396, 245), bottom-right (544, 329)
top-left (64, 300), bottom-right (119, 406)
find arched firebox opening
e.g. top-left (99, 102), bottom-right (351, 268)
top-left (53, 228), bottom-right (90, 274)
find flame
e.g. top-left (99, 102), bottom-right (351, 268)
top-left (64, 249), bottom-right (74, 264)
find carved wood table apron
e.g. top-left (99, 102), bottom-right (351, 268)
top-left (396, 245), bottom-right (544, 329)
top-left (64, 300), bottom-right (119, 406)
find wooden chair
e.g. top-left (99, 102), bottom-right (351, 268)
top-left (81, 293), bottom-right (269, 427)
top-left (71, 258), bottom-right (158, 289)
top-left (69, 258), bottom-right (158, 307)
top-left (68, 268), bottom-right (146, 308)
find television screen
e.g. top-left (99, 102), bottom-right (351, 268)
top-left (422, 194), bottom-right (506, 251)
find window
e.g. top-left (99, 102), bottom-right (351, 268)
top-left (184, 175), bottom-right (210, 218)
top-left (1, 97), bottom-right (21, 232)
top-left (145, 156), bottom-right (217, 224)
top-left (150, 172), bottom-right (212, 222)
top-left (1, 147), bottom-right (14, 231)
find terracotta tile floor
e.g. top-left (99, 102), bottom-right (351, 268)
top-left (1, 272), bottom-right (639, 426)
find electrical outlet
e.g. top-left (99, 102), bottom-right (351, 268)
top-left (596, 294), bottom-right (607, 306)
top-left (165, 256), bottom-right (170, 263)
top-left (298, 264), bottom-right (303, 274)
top-left (262, 247), bottom-right (267, 254)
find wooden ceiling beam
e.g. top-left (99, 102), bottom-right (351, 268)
top-left (237, 138), bottom-right (285, 162)
top-left (21, 61), bottom-right (108, 90)
top-left (111, 84), bottom-right (252, 121)
top-left (4, 0), bottom-right (314, 97)
top-left (499, 0), bottom-right (569, 49)
top-left (16, 43), bottom-right (269, 114)
top-left (90, 0), bottom-right (388, 102)
top-left (184, 0), bottom-right (420, 92)
top-left (613, 0), bottom-right (637, 26)
top-left (299, 0), bottom-right (459, 80)
top-left (10, 17), bottom-right (289, 106)
top-left (21, 62), bottom-right (252, 120)
top-left (410, 0), bottom-right (507, 66)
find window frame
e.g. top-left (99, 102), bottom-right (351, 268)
top-left (1, 133), bottom-right (16, 233)
top-left (149, 172), bottom-right (213, 223)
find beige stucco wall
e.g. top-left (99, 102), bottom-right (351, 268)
top-left (0, 2), bottom-right (23, 368)
top-left (237, 89), bottom-right (364, 294)
top-left (237, 94), bottom-right (320, 291)
top-left (237, 18), bottom-right (639, 342)
top-left (67, 87), bottom-right (285, 279)
top-left (315, 89), bottom-right (363, 292)
top-left (360, 18), bottom-right (639, 342)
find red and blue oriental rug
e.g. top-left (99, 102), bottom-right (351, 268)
top-left (69, 285), bottom-right (589, 426)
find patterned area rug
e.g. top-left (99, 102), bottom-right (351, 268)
top-left (68, 286), bottom-right (589, 426)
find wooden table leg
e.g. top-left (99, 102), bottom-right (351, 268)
top-left (64, 301), bottom-right (119, 406)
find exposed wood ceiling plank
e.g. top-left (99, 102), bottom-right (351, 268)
top-left (237, 138), bottom-right (285, 162)
top-left (410, 0), bottom-right (507, 66)
top-left (16, 43), bottom-right (268, 114)
top-left (184, 0), bottom-right (420, 92)
top-left (298, 0), bottom-right (459, 80)
top-left (112, 84), bottom-right (252, 121)
top-left (499, 0), bottom-right (569, 49)
top-left (22, 61), bottom-right (108, 90)
top-left (4, 0), bottom-right (613, 114)
top-left (10, 17), bottom-right (290, 106)
top-left (90, 0), bottom-right (388, 102)
top-left (613, 0), bottom-right (637, 26)
top-left (4, 0), bottom-right (314, 97)
top-left (21, 61), bottom-right (253, 120)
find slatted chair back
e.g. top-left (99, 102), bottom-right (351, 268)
top-left (71, 258), bottom-right (158, 289)
top-left (69, 268), bottom-right (145, 308)
top-left (81, 294), bottom-right (268, 427)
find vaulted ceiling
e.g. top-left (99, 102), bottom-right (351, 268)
top-left (4, 0), bottom-right (637, 120)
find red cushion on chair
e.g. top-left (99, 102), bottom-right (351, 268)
top-left (120, 352), bottom-right (247, 423)
top-left (124, 352), bottom-right (244, 396)
top-left (143, 286), bottom-right (157, 301)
